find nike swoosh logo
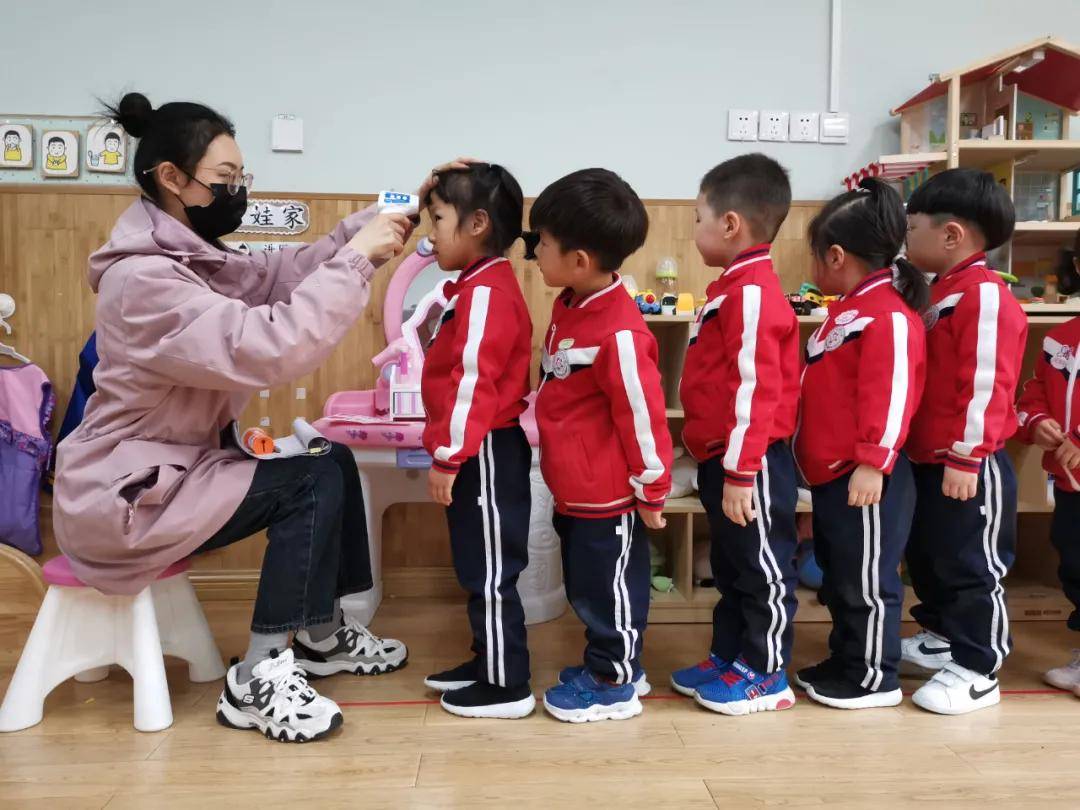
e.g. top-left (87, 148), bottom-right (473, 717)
top-left (969, 683), bottom-right (998, 700)
top-left (918, 643), bottom-right (951, 655)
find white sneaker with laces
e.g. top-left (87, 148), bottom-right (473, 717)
top-left (911, 662), bottom-right (1000, 715)
top-left (1044, 650), bottom-right (1080, 691)
top-left (900, 629), bottom-right (953, 675)
top-left (294, 618), bottom-right (408, 677)
top-left (216, 648), bottom-right (343, 742)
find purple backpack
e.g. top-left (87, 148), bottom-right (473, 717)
top-left (0, 364), bottom-right (55, 555)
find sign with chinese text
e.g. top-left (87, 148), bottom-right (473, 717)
top-left (238, 199), bottom-right (310, 235)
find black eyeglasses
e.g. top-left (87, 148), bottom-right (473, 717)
top-left (141, 165), bottom-right (253, 195)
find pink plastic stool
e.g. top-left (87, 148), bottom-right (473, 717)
top-left (0, 554), bottom-right (226, 733)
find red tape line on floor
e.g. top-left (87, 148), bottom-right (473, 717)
top-left (337, 688), bottom-right (1071, 708)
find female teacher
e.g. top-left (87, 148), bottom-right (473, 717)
top-left (54, 91), bottom-right (462, 742)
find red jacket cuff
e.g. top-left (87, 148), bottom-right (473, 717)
top-left (636, 499), bottom-right (665, 513)
top-left (431, 458), bottom-right (461, 474)
top-left (854, 442), bottom-right (897, 474)
top-left (723, 469), bottom-right (756, 488)
top-left (944, 451), bottom-right (982, 473)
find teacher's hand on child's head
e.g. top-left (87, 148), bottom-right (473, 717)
top-left (637, 506), bottom-right (666, 530)
top-left (348, 213), bottom-right (410, 264)
top-left (428, 468), bottom-right (456, 506)
top-left (417, 157), bottom-right (481, 204)
top-left (942, 465), bottom-right (979, 501)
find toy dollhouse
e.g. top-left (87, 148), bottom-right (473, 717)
top-left (844, 36), bottom-right (1080, 287)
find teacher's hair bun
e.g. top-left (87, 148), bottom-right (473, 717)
top-left (109, 92), bottom-right (154, 138)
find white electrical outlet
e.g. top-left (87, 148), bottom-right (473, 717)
top-left (759, 111), bottom-right (789, 142)
top-left (728, 109), bottom-right (759, 142)
top-left (820, 112), bottom-right (851, 144)
top-left (790, 112), bottom-right (820, 142)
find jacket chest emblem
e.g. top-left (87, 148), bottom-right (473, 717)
top-left (835, 309), bottom-right (858, 326)
top-left (1051, 345), bottom-right (1075, 371)
top-left (552, 350), bottom-right (572, 380)
top-left (824, 327), bottom-right (846, 352)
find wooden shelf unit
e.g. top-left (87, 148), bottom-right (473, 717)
top-left (641, 309), bottom-right (1076, 623)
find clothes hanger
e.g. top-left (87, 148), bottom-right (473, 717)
top-left (0, 293), bottom-right (31, 364)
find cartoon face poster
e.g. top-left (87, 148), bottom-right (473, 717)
top-left (1, 124), bottom-right (33, 169)
top-left (86, 122), bottom-right (127, 173)
top-left (41, 130), bottom-right (80, 178)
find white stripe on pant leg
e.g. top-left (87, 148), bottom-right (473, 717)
top-left (485, 435), bottom-right (506, 687)
top-left (618, 512), bottom-right (640, 681)
top-left (869, 503), bottom-right (886, 691)
top-left (477, 436), bottom-right (496, 684)
top-left (611, 514), bottom-right (633, 684)
top-left (990, 456), bottom-right (1010, 660)
top-left (757, 460), bottom-right (787, 669)
top-left (986, 456), bottom-right (1009, 669)
top-left (859, 505), bottom-right (881, 690)
top-left (751, 476), bottom-right (780, 672)
top-left (979, 459), bottom-right (1003, 672)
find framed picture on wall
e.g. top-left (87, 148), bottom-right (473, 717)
top-left (41, 130), bottom-right (80, 178)
top-left (1, 124), bottom-right (33, 169)
top-left (86, 122), bottom-right (128, 173)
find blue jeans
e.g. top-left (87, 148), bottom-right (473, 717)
top-left (197, 443), bottom-right (373, 633)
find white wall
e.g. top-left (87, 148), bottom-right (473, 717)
top-left (5, 0), bottom-right (1079, 199)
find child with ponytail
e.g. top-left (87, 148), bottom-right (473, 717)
top-left (418, 163), bottom-right (537, 720)
top-left (793, 178), bottom-right (928, 710)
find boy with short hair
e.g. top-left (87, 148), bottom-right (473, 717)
top-left (901, 168), bottom-right (1026, 715)
top-left (672, 153), bottom-right (802, 715)
top-left (530, 168), bottom-right (673, 723)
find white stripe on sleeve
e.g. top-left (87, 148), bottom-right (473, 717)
top-left (954, 283), bottom-right (999, 457)
top-left (434, 286), bottom-right (491, 464)
top-left (614, 330), bottom-right (665, 498)
top-left (724, 285), bottom-right (762, 471)
top-left (878, 313), bottom-right (910, 469)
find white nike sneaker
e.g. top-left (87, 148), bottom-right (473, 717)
top-left (293, 618), bottom-right (408, 678)
top-left (900, 629), bottom-right (953, 675)
top-left (216, 649), bottom-right (344, 742)
top-left (911, 662), bottom-right (1001, 715)
top-left (1044, 650), bottom-right (1080, 691)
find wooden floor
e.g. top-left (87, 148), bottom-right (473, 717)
top-left (4, 593), bottom-right (1080, 809)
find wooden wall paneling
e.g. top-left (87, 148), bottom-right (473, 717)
top-left (0, 185), bottom-right (822, 594)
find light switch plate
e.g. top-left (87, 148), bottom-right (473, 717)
top-left (820, 112), bottom-right (851, 144)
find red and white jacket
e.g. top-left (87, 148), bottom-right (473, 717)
top-left (795, 268), bottom-right (927, 486)
top-left (905, 252), bottom-right (1028, 472)
top-left (1016, 316), bottom-right (1080, 492)
top-left (535, 275), bottom-right (673, 518)
top-left (421, 257), bottom-right (532, 473)
top-left (679, 244), bottom-right (801, 487)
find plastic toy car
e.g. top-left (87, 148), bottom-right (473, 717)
top-left (636, 290), bottom-right (661, 314)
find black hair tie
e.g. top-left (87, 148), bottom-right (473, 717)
top-left (522, 230), bottom-right (540, 260)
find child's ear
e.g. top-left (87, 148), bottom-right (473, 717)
top-left (573, 248), bottom-right (592, 272)
top-left (469, 209), bottom-right (491, 239)
top-left (942, 220), bottom-right (966, 250)
top-left (827, 244), bottom-right (845, 270)
top-left (721, 210), bottom-right (740, 239)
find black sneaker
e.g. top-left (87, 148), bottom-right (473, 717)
top-left (424, 658), bottom-right (480, 692)
top-left (806, 676), bottom-right (903, 710)
top-left (793, 656), bottom-right (843, 691)
top-left (440, 682), bottom-right (536, 719)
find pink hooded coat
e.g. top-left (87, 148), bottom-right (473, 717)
top-left (53, 197), bottom-right (378, 594)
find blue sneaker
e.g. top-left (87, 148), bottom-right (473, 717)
top-left (543, 670), bottom-right (643, 723)
top-left (670, 654), bottom-right (732, 696)
top-left (559, 665), bottom-right (651, 697)
top-left (694, 657), bottom-right (796, 716)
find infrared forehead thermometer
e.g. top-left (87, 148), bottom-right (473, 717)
top-left (377, 191), bottom-right (421, 224)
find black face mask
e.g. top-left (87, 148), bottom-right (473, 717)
top-left (182, 182), bottom-right (248, 242)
